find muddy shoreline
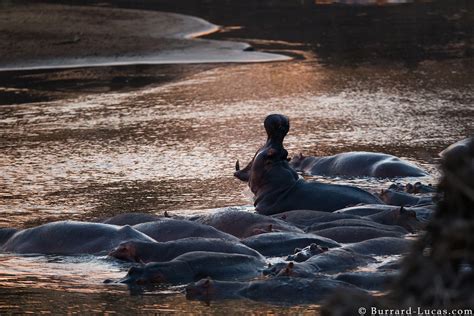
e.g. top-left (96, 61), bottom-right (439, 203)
top-left (0, 3), bottom-right (289, 72)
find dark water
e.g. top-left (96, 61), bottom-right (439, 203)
top-left (0, 0), bottom-right (473, 313)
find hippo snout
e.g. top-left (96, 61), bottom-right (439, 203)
top-left (185, 278), bottom-right (214, 301)
top-left (119, 266), bottom-right (146, 284)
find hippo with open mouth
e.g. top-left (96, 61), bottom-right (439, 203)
top-left (234, 114), bottom-right (382, 215)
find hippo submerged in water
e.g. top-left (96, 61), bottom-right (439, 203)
top-left (290, 152), bottom-right (427, 178)
top-left (234, 114), bottom-right (382, 215)
top-left (1, 221), bottom-right (156, 255)
top-left (108, 238), bottom-right (264, 263)
top-left (115, 251), bottom-right (266, 285)
top-left (186, 276), bottom-right (364, 305)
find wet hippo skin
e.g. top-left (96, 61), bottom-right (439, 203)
top-left (341, 237), bottom-right (412, 256)
top-left (238, 145), bottom-right (383, 215)
top-left (1, 221), bottom-right (156, 255)
top-left (194, 210), bottom-right (303, 239)
top-left (290, 151), bottom-right (427, 178)
top-left (117, 251), bottom-right (266, 285)
top-left (309, 226), bottom-right (405, 243)
top-left (186, 276), bottom-right (365, 305)
top-left (101, 212), bottom-right (165, 226)
top-left (108, 237), bottom-right (265, 263)
top-left (132, 219), bottom-right (239, 242)
top-left (241, 231), bottom-right (340, 257)
top-left (288, 237), bottom-right (411, 262)
top-left (379, 189), bottom-right (433, 206)
top-left (307, 218), bottom-right (408, 234)
top-left (265, 248), bottom-right (376, 276)
top-left (272, 210), bottom-right (361, 229)
top-left (234, 114), bottom-right (383, 215)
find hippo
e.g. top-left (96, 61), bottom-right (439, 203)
top-left (234, 115), bottom-right (383, 215)
top-left (341, 237), bottom-right (412, 256)
top-left (287, 243), bottom-right (328, 262)
top-left (272, 210), bottom-right (361, 229)
top-left (334, 271), bottom-right (398, 291)
top-left (264, 248), bottom-right (376, 276)
top-left (236, 146), bottom-right (383, 215)
top-left (334, 204), bottom-right (403, 217)
top-left (0, 228), bottom-right (18, 247)
top-left (308, 226), bottom-right (405, 243)
top-left (241, 232), bottom-right (340, 257)
top-left (365, 206), bottom-right (425, 233)
top-left (115, 251), bottom-right (266, 285)
top-left (194, 210), bottom-right (303, 239)
top-left (289, 237), bottom-right (410, 262)
top-left (186, 276), bottom-right (365, 305)
top-left (108, 238), bottom-right (264, 263)
top-left (290, 152), bottom-right (427, 178)
top-left (1, 221), bottom-right (156, 255)
top-left (132, 219), bottom-right (238, 242)
top-left (234, 113), bottom-right (294, 183)
top-left (334, 205), bottom-right (427, 232)
top-left (101, 212), bottom-right (165, 226)
top-left (389, 182), bottom-right (436, 194)
top-left (307, 218), bottom-right (408, 234)
top-left (379, 189), bottom-right (433, 206)
top-left (439, 137), bottom-right (472, 158)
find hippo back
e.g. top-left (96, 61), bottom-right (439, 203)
top-left (195, 210), bottom-right (303, 238)
top-left (133, 219), bottom-right (239, 242)
top-left (1, 221), bottom-right (155, 255)
top-left (0, 228), bottom-right (18, 247)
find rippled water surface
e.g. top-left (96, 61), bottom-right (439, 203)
top-left (0, 0), bottom-right (473, 314)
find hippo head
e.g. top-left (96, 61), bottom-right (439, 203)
top-left (119, 266), bottom-right (149, 285)
top-left (263, 114), bottom-right (290, 143)
top-left (396, 207), bottom-right (425, 233)
top-left (234, 114), bottom-right (291, 183)
top-left (120, 264), bottom-right (168, 285)
top-left (287, 243), bottom-right (327, 262)
top-left (289, 153), bottom-right (305, 169)
top-left (246, 147), bottom-right (299, 196)
top-left (262, 262), bottom-right (288, 276)
top-left (108, 241), bottom-right (139, 263)
top-left (185, 278), bottom-right (216, 302)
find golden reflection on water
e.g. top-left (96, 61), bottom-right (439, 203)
top-left (1, 58), bottom-right (473, 226)
top-left (0, 46), bottom-right (473, 314)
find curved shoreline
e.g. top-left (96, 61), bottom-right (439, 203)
top-left (0, 4), bottom-right (290, 72)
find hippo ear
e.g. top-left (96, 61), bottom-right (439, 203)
top-left (309, 243), bottom-right (318, 251)
top-left (294, 248), bottom-right (302, 254)
top-left (400, 206), bottom-right (406, 214)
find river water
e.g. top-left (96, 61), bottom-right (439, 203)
top-left (0, 0), bottom-right (473, 314)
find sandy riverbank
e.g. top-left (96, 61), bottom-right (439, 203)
top-left (0, 3), bottom-right (289, 71)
